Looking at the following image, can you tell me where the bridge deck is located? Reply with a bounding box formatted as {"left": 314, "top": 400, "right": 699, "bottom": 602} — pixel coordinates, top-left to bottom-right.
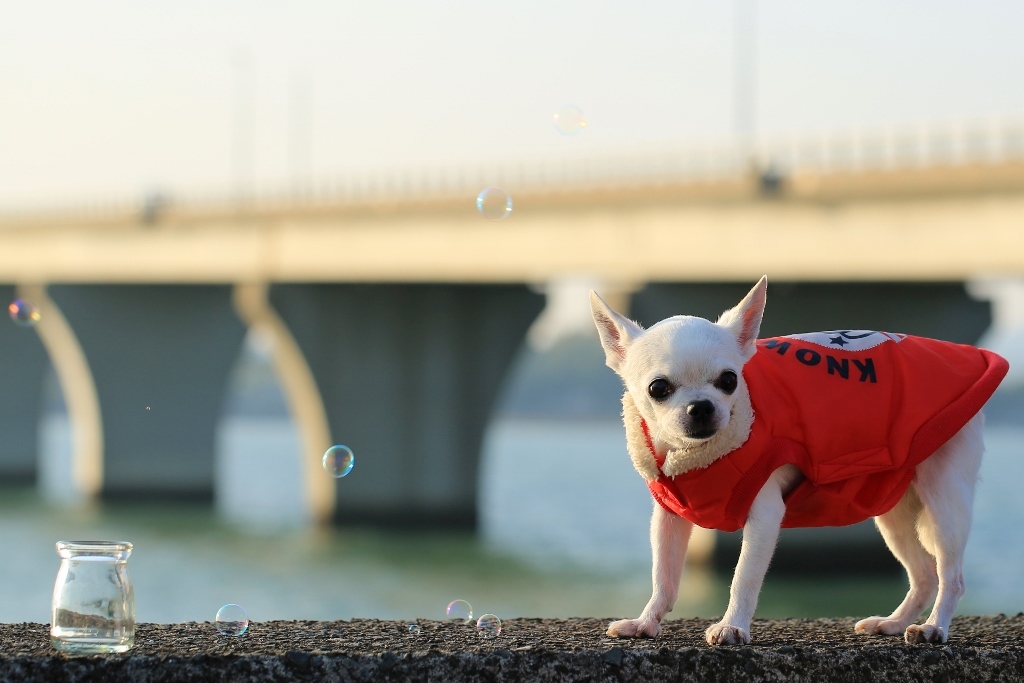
{"left": 2, "top": 160, "right": 1024, "bottom": 284}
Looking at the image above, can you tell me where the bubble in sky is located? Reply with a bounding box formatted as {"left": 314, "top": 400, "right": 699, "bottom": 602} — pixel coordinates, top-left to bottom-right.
{"left": 553, "top": 105, "right": 586, "bottom": 135}
{"left": 476, "top": 614, "right": 501, "bottom": 638}
{"left": 215, "top": 604, "right": 249, "bottom": 636}
{"left": 322, "top": 445, "right": 355, "bottom": 478}
{"left": 476, "top": 188, "right": 513, "bottom": 221}
{"left": 8, "top": 299, "right": 40, "bottom": 327}
{"left": 446, "top": 599, "right": 473, "bottom": 624}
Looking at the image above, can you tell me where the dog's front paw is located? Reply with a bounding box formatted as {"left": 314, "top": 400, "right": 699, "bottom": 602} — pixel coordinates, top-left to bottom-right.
{"left": 606, "top": 618, "right": 660, "bottom": 638}
{"left": 905, "top": 624, "right": 946, "bottom": 644}
{"left": 855, "top": 616, "right": 907, "bottom": 636}
{"left": 705, "top": 622, "right": 750, "bottom": 645}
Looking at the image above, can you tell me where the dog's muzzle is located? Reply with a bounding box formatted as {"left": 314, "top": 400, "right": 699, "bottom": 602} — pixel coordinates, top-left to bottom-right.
{"left": 682, "top": 400, "right": 718, "bottom": 439}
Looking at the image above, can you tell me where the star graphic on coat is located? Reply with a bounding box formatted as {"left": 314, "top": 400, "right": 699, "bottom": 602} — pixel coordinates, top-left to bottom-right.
{"left": 829, "top": 335, "right": 849, "bottom": 346}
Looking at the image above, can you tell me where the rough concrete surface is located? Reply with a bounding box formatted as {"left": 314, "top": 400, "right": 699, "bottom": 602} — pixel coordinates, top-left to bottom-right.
{"left": 2, "top": 615, "right": 1023, "bottom": 682}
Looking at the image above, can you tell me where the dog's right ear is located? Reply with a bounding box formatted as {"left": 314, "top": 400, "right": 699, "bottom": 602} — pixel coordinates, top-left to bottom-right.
{"left": 590, "top": 291, "right": 643, "bottom": 374}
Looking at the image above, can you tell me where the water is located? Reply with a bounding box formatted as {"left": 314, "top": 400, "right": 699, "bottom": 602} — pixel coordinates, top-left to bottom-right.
{"left": 961, "top": 425, "right": 1024, "bottom": 613}
{"left": 480, "top": 417, "right": 653, "bottom": 571}
{"left": 6, "top": 414, "right": 1023, "bottom": 624}
{"left": 50, "top": 633, "right": 133, "bottom": 655}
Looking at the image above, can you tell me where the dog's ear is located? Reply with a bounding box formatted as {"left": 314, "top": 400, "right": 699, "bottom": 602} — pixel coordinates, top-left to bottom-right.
{"left": 590, "top": 291, "right": 643, "bottom": 374}
{"left": 717, "top": 276, "right": 767, "bottom": 360}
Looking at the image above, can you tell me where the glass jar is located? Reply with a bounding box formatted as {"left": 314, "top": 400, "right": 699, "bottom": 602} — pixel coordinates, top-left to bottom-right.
{"left": 51, "top": 541, "right": 135, "bottom": 654}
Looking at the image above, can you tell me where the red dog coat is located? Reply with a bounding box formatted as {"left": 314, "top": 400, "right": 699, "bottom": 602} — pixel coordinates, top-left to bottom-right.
{"left": 638, "top": 331, "right": 1009, "bottom": 531}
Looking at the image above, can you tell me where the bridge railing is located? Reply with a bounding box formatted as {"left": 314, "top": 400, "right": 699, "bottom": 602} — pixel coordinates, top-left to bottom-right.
{"left": 755, "top": 118, "right": 1024, "bottom": 175}
{"left": 4, "top": 117, "right": 1024, "bottom": 223}
{"left": 220, "top": 115, "right": 1024, "bottom": 202}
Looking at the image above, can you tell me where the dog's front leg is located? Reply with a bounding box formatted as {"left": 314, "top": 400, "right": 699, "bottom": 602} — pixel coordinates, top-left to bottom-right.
{"left": 706, "top": 475, "right": 787, "bottom": 645}
{"left": 607, "top": 502, "right": 692, "bottom": 638}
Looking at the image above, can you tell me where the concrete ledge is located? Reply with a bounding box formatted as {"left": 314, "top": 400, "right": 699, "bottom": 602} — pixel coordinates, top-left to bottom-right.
{"left": 3, "top": 616, "right": 1023, "bottom": 682}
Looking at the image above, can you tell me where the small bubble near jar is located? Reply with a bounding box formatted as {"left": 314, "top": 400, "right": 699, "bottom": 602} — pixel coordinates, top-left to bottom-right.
{"left": 51, "top": 541, "right": 135, "bottom": 654}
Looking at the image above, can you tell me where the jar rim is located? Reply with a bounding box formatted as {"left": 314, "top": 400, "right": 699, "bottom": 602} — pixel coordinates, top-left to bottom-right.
{"left": 56, "top": 540, "right": 133, "bottom": 553}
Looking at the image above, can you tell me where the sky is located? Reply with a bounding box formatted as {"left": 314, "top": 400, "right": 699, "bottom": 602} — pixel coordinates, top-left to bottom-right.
{"left": 2, "top": 1, "right": 1024, "bottom": 206}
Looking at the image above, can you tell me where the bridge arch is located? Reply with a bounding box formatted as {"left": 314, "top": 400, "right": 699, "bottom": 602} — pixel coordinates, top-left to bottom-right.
{"left": 46, "top": 284, "right": 248, "bottom": 501}
{"left": 20, "top": 283, "right": 103, "bottom": 498}
{"left": 231, "top": 283, "right": 333, "bottom": 523}
{"left": 266, "top": 283, "right": 545, "bottom": 529}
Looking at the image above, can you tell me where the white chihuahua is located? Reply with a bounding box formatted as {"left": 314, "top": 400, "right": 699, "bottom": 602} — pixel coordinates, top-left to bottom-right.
{"left": 591, "top": 277, "right": 1008, "bottom": 646}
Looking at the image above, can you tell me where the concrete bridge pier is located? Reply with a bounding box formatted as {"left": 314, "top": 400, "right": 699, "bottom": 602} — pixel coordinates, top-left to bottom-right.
{"left": 268, "top": 283, "right": 545, "bottom": 529}
{"left": 0, "top": 285, "right": 49, "bottom": 485}
{"left": 630, "top": 281, "right": 992, "bottom": 344}
{"left": 47, "top": 285, "right": 247, "bottom": 500}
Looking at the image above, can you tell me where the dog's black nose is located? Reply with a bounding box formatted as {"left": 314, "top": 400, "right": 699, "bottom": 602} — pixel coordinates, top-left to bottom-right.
{"left": 686, "top": 400, "right": 715, "bottom": 421}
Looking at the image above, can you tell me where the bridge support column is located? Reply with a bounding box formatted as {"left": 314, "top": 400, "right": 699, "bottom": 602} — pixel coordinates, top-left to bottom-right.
{"left": 233, "top": 283, "right": 334, "bottom": 523}
{"left": 0, "top": 285, "right": 49, "bottom": 485}
{"left": 630, "top": 281, "right": 991, "bottom": 344}
{"left": 269, "top": 283, "right": 545, "bottom": 529}
{"left": 48, "top": 285, "right": 247, "bottom": 500}
{"left": 19, "top": 284, "right": 103, "bottom": 499}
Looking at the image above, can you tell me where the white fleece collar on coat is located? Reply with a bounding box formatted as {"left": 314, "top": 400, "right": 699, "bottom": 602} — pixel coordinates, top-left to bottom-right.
{"left": 622, "top": 387, "right": 754, "bottom": 481}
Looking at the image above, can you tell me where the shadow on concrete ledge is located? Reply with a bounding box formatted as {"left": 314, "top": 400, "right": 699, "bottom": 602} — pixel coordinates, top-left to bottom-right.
{"left": 5, "top": 616, "right": 1024, "bottom": 682}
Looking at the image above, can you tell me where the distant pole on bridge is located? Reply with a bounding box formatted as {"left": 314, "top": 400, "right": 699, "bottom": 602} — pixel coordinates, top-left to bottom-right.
{"left": 289, "top": 70, "right": 313, "bottom": 192}
{"left": 231, "top": 49, "right": 255, "bottom": 201}
{"left": 734, "top": 0, "right": 757, "bottom": 163}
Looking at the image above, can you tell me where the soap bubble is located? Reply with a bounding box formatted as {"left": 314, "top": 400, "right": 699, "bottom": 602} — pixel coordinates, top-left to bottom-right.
{"left": 407, "top": 623, "right": 421, "bottom": 635}
{"left": 446, "top": 599, "right": 473, "bottom": 624}
{"left": 476, "top": 614, "right": 501, "bottom": 638}
{"left": 322, "top": 445, "right": 355, "bottom": 478}
{"left": 476, "top": 188, "right": 512, "bottom": 221}
{"left": 215, "top": 604, "right": 249, "bottom": 636}
{"left": 8, "top": 299, "right": 40, "bottom": 327}
{"left": 553, "top": 105, "right": 586, "bottom": 135}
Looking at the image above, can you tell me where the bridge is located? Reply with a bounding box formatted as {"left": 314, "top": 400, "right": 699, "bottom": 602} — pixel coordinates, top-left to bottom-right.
{"left": 1, "top": 118, "right": 1021, "bottom": 528}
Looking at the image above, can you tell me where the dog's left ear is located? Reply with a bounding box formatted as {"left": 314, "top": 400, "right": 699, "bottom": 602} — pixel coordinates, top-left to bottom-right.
{"left": 717, "top": 276, "right": 767, "bottom": 360}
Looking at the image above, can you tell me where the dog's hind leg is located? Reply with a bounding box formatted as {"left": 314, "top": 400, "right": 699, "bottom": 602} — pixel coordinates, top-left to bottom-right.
{"left": 855, "top": 487, "right": 938, "bottom": 636}
{"left": 904, "top": 413, "right": 985, "bottom": 644}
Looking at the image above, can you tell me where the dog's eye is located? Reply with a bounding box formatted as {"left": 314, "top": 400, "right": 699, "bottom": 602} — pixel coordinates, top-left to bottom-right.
{"left": 715, "top": 371, "right": 738, "bottom": 395}
{"left": 647, "top": 378, "right": 674, "bottom": 401}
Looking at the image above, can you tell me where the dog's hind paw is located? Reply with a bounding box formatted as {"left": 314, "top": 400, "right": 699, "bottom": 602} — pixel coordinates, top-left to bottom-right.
{"left": 606, "top": 618, "right": 660, "bottom": 638}
{"left": 855, "top": 616, "right": 908, "bottom": 636}
{"left": 705, "top": 622, "right": 750, "bottom": 645}
{"left": 905, "top": 624, "right": 946, "bottom": 644}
